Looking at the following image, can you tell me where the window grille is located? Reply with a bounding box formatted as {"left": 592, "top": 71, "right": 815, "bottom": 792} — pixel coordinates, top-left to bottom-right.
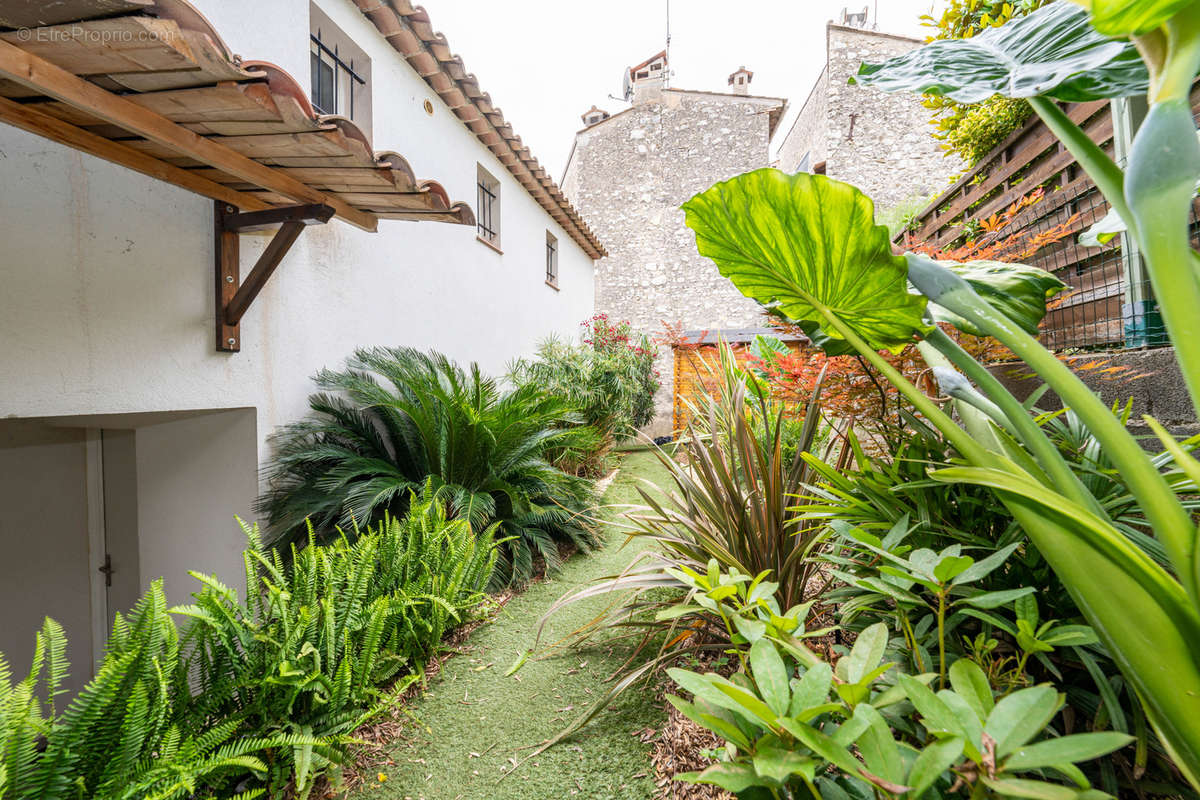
{"left": 477, "top": 167, "right": 500, "bottom": 245}
{"left": 310, "top": 30, "right": 366, "bottom": 118}
{"left": 546, "top": 233, "right": 558, "bottom": 285}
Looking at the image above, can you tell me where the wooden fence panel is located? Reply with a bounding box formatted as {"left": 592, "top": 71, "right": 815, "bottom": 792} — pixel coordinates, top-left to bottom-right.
{"left": 899, "top": 89, "right": 1200, "bottom": 350}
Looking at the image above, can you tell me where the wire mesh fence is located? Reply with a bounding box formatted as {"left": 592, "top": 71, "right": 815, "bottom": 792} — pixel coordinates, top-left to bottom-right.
{"left": 900, "top": 94, "right": 1200, "bottom": 353}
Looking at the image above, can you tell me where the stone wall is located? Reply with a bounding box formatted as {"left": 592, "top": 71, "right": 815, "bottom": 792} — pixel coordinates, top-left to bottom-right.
{"left": 775, "top": 67, "right": 828, "bottom": 174}
{"left": 563, "top": 89, "right": 781, "bottom": 435}
{"left": 778, "top": 25, "right": 962, "bottom": 212}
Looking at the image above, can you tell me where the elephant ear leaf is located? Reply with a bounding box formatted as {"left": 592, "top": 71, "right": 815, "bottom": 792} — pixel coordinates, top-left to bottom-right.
{"left": 1082, "top": 0, "right": 1196, "bottom": 36}
{"left": 914, "top": 258, "right": 1069, "bottom": 336}
{"left": 682, "top": 169, "right": 930, "bottom": 354}
{"left": 852, "top": 2, "right": 1148, "bottom": 104}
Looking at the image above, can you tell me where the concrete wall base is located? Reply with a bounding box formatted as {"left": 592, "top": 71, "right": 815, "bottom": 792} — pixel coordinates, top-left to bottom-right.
{"left": 988, "top": 346, "right": 1198, "bottom": 442}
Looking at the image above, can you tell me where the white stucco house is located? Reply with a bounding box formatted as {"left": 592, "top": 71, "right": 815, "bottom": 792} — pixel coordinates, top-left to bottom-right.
{"left": 0, "top": 0, "right": 604, "bottom": 691}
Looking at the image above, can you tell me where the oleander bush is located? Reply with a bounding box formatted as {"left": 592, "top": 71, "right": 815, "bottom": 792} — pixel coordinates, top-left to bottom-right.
{"left": 0, "top": 489, "right": 495, "bottom": 799}
{"left": 259, "top": 346, "right": 597, "bottom": 586}
{"left": 509, "top": 314, "right": 660, "bottom": 475}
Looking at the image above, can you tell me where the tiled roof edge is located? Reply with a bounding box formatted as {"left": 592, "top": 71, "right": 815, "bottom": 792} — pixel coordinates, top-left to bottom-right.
{"left": 352, "top": 0, "right": 608, "bottom": 258}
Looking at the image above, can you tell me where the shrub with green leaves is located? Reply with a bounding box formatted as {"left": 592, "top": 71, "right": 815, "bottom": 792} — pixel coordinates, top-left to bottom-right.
{"left": 509, "top": 314, "right": 660, "bottom": 475}
{"left": 529, "top": 348, "right": 837, "bottom": 744}
{"left": 541, "top": 343, "right": 833, "bottom": 649}
{"left": 921, "top": 0, "right": 1049, "bottom": 166}
{"left": 259, "top": 346, "right": 597, "bottom": 586}
{"left": 669, "top": 619, "right": 1132, "bottom": 799}
{"left": 0, "top": 488, "right": 496, "bottom": 799}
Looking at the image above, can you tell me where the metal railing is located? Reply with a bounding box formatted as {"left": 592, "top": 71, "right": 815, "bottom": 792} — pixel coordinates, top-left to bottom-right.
{"left": 309, "top": 31, "right": 366, "bottom": 118}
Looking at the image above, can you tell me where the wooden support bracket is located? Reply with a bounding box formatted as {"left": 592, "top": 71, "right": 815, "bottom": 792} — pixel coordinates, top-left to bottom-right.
{"left": 215, "top": 201, "right": 335, "bottom": 352}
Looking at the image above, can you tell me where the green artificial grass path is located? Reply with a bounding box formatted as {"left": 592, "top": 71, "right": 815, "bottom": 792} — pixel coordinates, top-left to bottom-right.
{"left": 356, "top": 450, "right": 673, "bottom": 800}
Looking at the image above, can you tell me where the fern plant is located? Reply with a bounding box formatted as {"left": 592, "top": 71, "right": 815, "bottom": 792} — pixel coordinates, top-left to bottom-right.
{"left": 0, "top": 587, "right": 298, "bottom": 800}
{"left": 259, "top": 346, "right": 597, "bottom": 585}
{"left": 176, "top": 487, "right": 496, "bottom": 795}
{"left": 0, "top": 487, "right": 496, "bottom": 798}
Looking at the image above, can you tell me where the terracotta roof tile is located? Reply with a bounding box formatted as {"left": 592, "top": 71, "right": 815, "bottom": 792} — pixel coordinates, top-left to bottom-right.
{"left": 0, "top": 0, "right": 474, "bottom": 229}
{"left": 353, "top": 0, "right": 606, "bottom": 258}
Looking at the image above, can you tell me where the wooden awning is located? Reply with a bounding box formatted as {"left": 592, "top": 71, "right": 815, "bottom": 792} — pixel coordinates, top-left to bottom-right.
{"left": 0, "top": 0, "right": 475, "bottom": 231}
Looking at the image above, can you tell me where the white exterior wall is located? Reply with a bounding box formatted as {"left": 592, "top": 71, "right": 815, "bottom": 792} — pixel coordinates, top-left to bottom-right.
{"left": 0, "top": 0, "right": 594, "bottom": 453}
{"left": 0, "top": 0, "right": 595, "bottom": 622}
{"left": 134, "top": 410, "right": 259, "bottom": 609}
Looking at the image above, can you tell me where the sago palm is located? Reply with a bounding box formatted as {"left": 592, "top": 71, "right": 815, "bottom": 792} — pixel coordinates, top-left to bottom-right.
{"left": 259, "top": 346, "right": 597, "bottom": 585}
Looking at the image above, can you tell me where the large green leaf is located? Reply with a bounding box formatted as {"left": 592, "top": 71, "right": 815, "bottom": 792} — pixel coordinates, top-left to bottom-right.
{"left": 985, "top": 685, "right": 1061, "bottom": 757}
{"left": 749, "top": 639, "right": 791, "bottom": 718}
{"left": 677, "top": 762, "right": 763, "bottom": 792}
{"left": 852, "top": 2, "right": 1149, "bottom": 104}
{"left": 912, "top": 258, "right": 1068, "bottom": 336}
{"left": 1004, "top": 730, "right": 1133, "bottom": 769}
{"left": 907, "top": 737, "right": 964, "bottom": 797}
{"left": 1079, "top": 0, "right": 1197, "bottom": 35}
{"left": 682, "top": 169, "right": 929, "bottom": 354}
{"left": 837, "top": 622, "right": 889, "bottom": 684}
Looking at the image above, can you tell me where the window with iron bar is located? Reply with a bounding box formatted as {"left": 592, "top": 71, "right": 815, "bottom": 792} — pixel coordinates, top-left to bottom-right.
{"left": 546, "top": 232, "right": 558, "bottom": 287}
{"left": 310, "top": 30, "right": 366, "bottom": 119}
{"left": 477, "top": 165, "right": 500, "bottom": 246}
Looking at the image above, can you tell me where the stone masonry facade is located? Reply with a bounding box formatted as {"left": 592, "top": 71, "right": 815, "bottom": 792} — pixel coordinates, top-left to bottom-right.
{"left": 562, "top": 87, "right": 783, "bottom": 436}
{"left": 777, "top": 24, "right": 962, "bottom": 212}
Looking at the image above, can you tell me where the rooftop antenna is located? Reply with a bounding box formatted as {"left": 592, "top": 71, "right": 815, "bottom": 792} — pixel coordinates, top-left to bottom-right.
{"left": 665, "top": 0, "right": 672, "bottom": 87}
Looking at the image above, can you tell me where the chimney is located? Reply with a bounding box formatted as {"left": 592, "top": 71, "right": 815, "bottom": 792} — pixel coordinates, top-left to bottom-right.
{"left": 580, "top": 105, "right": 610, "bottom": 127}
{"left": 728, "top": 66, "right": 753, "bottom": 96}
{"left": 840, "top": 5, "right": 871, "bottom": 28}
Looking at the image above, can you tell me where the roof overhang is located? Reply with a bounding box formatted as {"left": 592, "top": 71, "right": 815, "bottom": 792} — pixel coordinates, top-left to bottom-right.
{"left": 352, "top": 0, "right": 607, "bottom": 259}
{"left": 0, "top": 0, "right": 474, "bottom": 231}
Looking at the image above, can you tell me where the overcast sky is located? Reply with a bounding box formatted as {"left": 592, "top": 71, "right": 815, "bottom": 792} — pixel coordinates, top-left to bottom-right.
{"left": 422, "top": 0, "right": 944, "bottom": 179}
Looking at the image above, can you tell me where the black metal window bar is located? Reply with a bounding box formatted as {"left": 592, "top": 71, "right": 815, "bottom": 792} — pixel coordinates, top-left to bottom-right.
{"left": 477, "top": 177, "right": 498, "bottom": 243}
{"left": 310, "top": 31, "right": 365, "bottom": 118}
{"left": 546, "top": 234, "right": 558, "bottom": 284}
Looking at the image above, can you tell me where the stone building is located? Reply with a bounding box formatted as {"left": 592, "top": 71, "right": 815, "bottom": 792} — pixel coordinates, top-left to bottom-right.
{"left": 776, "top": 9, "right": 962, "bottom": 212}
{"left": 562, "top": 53, "right": 786, "bottom": 435}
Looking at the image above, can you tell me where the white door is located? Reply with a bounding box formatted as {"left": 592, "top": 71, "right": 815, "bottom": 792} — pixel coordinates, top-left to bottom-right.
{"left": 0, "top": 422, "right": 99, "bottom": 695}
